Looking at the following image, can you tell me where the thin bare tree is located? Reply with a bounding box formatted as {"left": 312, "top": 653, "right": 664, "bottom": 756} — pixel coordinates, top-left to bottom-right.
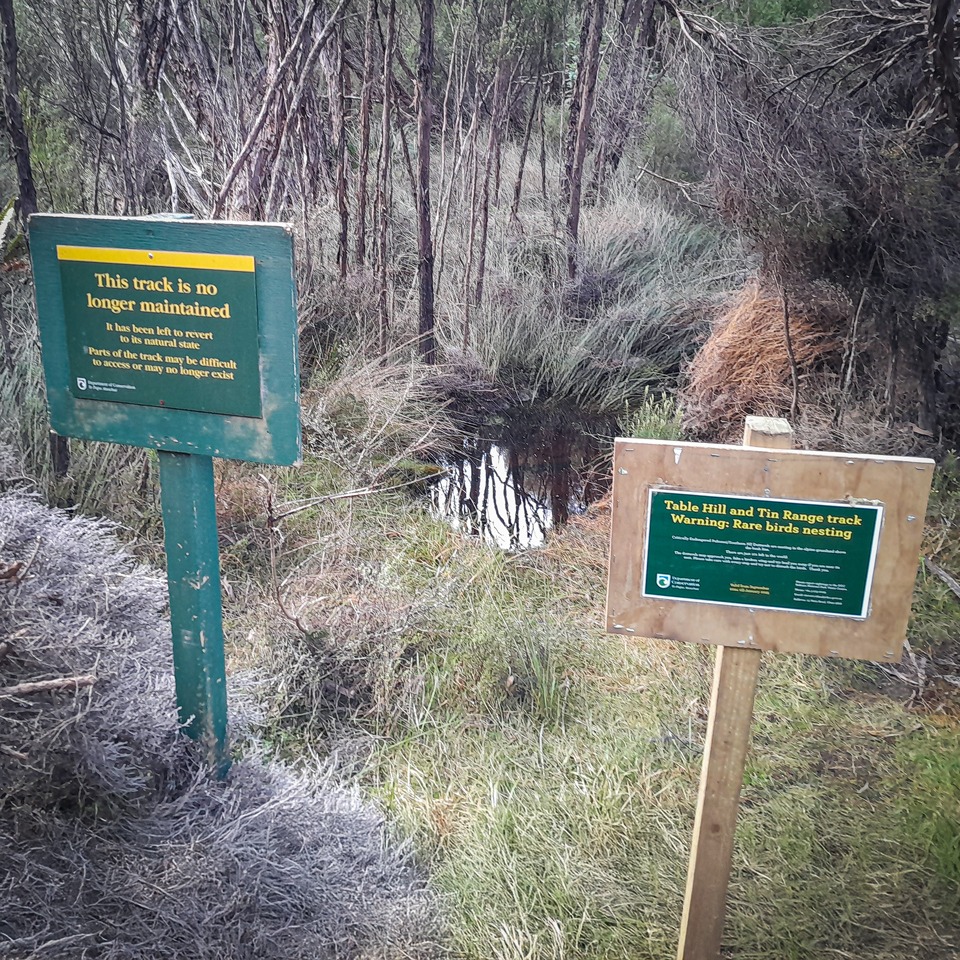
{"left": 564, "top": 0, "right": 606, "bottom": 279}
{"left": 376, "top": 0, "right": 397, "bottom": 354}
{"left": 355, "top": 0, "right": 379, "bottom": 265}
{"left": 1, "top": 0, "right": 70, "bottom": 478}
{"left": 415, "top": 0, "right": 436, "bottom": 363}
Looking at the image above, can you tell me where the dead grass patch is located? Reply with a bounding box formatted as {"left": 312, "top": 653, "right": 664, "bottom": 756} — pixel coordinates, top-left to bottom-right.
{"left": 682, "top": 283, "right": 847, "bottom": 442}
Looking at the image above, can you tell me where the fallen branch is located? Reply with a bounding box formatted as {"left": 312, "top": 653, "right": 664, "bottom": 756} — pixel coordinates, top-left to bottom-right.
{"left": 267, "top": 471, "right": 448, "bottom": 523}
{"left": 0, "top": 674, "right": 97, "bottom": 697}
{"left": 924, "top": 557, "right": 960, "bottom": 602}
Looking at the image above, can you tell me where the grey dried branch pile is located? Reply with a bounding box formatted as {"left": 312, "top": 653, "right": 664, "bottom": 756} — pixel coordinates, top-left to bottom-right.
{"left": 0, "top": 493, "right": 445, "bottom": 959}
{"left": 0, "top": 493, "right": 186, "bottom": 809}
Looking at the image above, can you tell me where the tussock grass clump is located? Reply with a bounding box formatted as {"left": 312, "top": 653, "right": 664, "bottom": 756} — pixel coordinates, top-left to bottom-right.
{"left": 682, "top": 282, "right": 847, "bottom": 441}
{"left": 455, "top": 196, "right": 742, "bottom": 411}
{"left": 0, "top": 493, "right": 446, "bottom": 959}
{"left": 617, "top": 388, "right": 685, "bottom": 441}
{"left": 301, "top": 346, "right": 460, "bottom": 487}
{"left": 0, "top": 492, "right": 186, "bottom": 810}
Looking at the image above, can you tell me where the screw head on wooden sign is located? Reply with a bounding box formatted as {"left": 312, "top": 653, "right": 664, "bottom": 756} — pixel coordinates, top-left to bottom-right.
{"left": 606, "top": 438, "right": 934, "bottom": 662}
{"left": 30, "top": 214, "right": 301, "bottom": 466}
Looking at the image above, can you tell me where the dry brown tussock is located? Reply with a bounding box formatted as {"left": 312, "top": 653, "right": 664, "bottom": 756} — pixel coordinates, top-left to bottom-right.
{"left": 682, "top": 283, "right": 849, "bottom": 442}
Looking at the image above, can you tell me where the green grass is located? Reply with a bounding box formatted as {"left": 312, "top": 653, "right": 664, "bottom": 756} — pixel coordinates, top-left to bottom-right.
{"left": 6, "top": 290, "right": 959, "bottom": 956}
{"left": 453, "top": 192, "right": 739, "bottom": 411}
{"left": 224, "top": 422, "right": 960, "bottom": 959}
{"left": 202, "top": 361, "right": 960, "bottom": 958}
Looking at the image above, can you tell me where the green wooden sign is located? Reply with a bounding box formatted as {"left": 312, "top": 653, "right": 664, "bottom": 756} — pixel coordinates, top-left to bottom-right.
{"left": 31, "top": 214, "right": 300, "bottom": 466}
{"left": 643, "top": 490, "right": 882, "bottom": 619}
{"left": 30, "top": 214, "right": 304, "bottom": 774}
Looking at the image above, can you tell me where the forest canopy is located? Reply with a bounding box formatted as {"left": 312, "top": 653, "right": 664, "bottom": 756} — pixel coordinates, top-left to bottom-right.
{"left": 2, "top": 0, "right": 958, "bottom": 436}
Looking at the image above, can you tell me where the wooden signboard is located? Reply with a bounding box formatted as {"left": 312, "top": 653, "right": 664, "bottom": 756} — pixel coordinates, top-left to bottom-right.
{"left": 605, "top": 419, "right": 934, "bottom": 960}
{"left": 31, "top": 214, "right": 300, "bottom": 465}
{"left": 607, "top": 433, "right": 933, "bottom": 663}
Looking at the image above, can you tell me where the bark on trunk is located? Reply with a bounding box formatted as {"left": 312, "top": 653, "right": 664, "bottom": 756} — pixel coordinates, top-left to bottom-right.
{"left": 566, "top": 0, "right": 606, "bottom": 279}
{"left": 510, "top": 73, "right": 542, "bottom": 223}
{"left": 474, "top": 57, "right": 510, "bottom": 307}
{"left": 0, "top": 0, "right": 70, "bottom": 478}
{"left": 376, "top": 0, "right": 397, "bottom": 354}
{"left": 416, "top": 0, "right": 436, "bottom": 364}
{"left": 333, "top": 22, "right": 349, "bottom": 279}
{"left": 561, "top": 2, "right": 594, "bottom": 209}
{"left": 355, "top": 0, "right": 378, "bottom": 265}
{"left": 0, "top": 0, "right": 38, "bottom": 225}
{"left": 589, "top": 0, "right": 656, "bottom": 196}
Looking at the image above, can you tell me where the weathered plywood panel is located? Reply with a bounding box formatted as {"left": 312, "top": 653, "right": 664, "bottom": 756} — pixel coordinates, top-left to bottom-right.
{"left": 606, "top": 439, "right": 933, "bottom": 662}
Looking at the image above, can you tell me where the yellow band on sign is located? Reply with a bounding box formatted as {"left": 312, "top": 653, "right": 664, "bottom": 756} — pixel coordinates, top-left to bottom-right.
{"left": 56, "top": 245, "right": 255, "bottom": 272}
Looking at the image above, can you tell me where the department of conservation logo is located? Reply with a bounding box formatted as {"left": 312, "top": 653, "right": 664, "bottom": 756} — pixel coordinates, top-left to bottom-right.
{"left": 656, "top": 573, "right": 672, "bottom": 588}
{"left": 76, "top": 377, "right": 87, "bottom": 390}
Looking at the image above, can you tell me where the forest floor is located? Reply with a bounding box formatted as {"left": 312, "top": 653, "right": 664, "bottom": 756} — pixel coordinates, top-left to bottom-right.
{"left": 208, "top": 409, "right": 960, "bottom": 960}
{"left": 4, "top": 235, "right": 959, "bottom": 957}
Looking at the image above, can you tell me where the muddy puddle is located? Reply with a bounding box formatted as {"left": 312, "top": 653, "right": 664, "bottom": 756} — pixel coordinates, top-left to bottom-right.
{"left": 427, "top": 406, "right": 616, "bottom": 550}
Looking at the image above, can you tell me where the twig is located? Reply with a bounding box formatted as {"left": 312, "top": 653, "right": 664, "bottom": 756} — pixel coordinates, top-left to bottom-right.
{"left": 0, "top": 674, "right": 97, "bottom": 697}
{"left": 635, "top": 166, "right": 715, "bottom": 210}
{"left": 925, "top": 557, "right": 960, "bottom": 602}
{"left": 0, "top": 467, "right": 35, "bottom": 487}
{"left": 0, "top": 626, "right": 29, "bottom": 661}
{"left": 16, "top": 536, "right": 42, "bottom": 585}
{"left": 0, "top": 560, "right": 23, "bottom": 582}
{"left": 269, "top": 471, "right": 448, "bottom": 522}
{"left": 260, "top": 475, "right": 312, "bottom": 637}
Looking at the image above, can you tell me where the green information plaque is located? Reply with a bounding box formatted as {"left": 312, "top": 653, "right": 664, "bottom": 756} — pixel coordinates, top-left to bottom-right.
{"left": 60, "top": 245, "right": 262, "bottom": 417}
{"left": 31, "top": 215, "right": 300, "bottom": 466}
{"left": 643, "top": 490, "right": 882, "bottom": 619}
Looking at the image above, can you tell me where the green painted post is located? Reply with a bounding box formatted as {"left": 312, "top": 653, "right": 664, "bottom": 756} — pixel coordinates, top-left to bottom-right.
{"left": 158, "top": 450, "right": 229, "bottom": 775}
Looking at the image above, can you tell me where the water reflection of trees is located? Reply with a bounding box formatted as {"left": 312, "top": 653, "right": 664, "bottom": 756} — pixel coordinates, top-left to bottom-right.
{"left": 429, "top": 412, "right": 611, "bottom": 550}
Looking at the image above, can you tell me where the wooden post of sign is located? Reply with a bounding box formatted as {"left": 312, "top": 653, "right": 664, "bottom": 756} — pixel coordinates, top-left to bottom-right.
{"left": 158, "top": 450, "right": 229, "bottom": 777}
{"left": 676, "top": 416, "right": 794, "bottom": 960}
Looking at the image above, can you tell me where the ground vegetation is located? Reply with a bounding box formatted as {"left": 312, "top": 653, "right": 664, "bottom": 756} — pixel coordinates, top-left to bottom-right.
{"left": 1, "top": 0, "right": 960, "bottom": 957}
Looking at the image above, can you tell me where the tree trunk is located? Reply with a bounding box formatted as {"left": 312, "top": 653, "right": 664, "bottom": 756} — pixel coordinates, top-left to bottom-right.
{"left": 0, "top": 0, "right": 38, "bottom": 226}
{"left": 474, "top": 56, "right": 510, "bottom": 308}
{"left": 589, "top": 0, "right": 656, "bottom": 197}
{"left": 0, "top": 0, "right": 70, "bottom": 478}
{"left": 326, "top": 21, "right": 349, "bottom": 279}
{"left": 566, "top": 0, "right": 606, "bottom": 279}
{"left": 539, "top": 89, "right": 549, "bottom": 208}
{"left": 510, "top": 72, "right": 542, "bottom": 223}
{"left": 376, "top": 0, "right": 397, "bottom": 354}
{"left": 416, "top": 0, "right": 436, "bottom": 364}
{"left": 561, "top": 1, "right": 594, "bottom": 209}
{"left": 355, "top": 0, "right": 378, "bottom": 265}
{"left": 462, "top": 110, "right": 481, "bottom": 347}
